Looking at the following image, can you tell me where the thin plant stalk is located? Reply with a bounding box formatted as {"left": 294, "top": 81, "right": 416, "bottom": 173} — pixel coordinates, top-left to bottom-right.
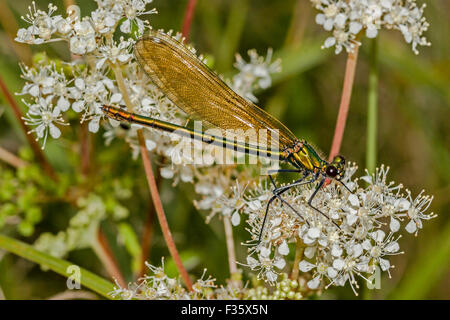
{"left": 0, "top": 74, "right": 58, "bottom": 181}
{"left": 181, "top": 0, "right": 197, "bottom": 42}
{"left": 138, "top": 204, "right": 156, "bottom": 278}
{"left": 111, "top": 63, "right": 193, "bottom": 290}
{"left": 328, "top": 46, "right": 359, "bottom": 161}
{"left": 0, "top": 146, "right": 27, "bottom": 168}
{"left": 94, "top": 230, "right": 127, "bottom": 288}
{"left": 223, "top": 216, "right": 241, "bottom": 287}
{"left": 138, "top": 156, "right": 164, "bottom": 279}
{"left": 137, "top": 131, "right": 193, "bottom": 291}
{"left": 290, "top": 238, "right": 305, "bottom": 280}
{"left": 366, "top": 39, "right": 378, "bottom": 174}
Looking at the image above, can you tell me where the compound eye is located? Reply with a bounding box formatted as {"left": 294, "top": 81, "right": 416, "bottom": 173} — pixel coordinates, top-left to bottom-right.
{"left": 326, "top": 165, "right": 338, "bottom": 178}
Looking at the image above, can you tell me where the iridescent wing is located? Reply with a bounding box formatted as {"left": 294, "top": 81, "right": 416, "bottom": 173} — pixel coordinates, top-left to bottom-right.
{"left": 134, "top": 30, "right": 298, "bottom": 149}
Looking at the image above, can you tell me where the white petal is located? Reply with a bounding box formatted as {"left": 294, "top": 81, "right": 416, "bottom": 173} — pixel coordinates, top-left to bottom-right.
{"left": 118, "top": 54, "right": 130, "bottom": 63}
{"left": 362, "top": 239, "right": 372, "bottom": 251}
{"left": 371, "top": 230, "right": 385, "bottom": 243}
{"left": 324, "top": 19, "right": 333, "bottom": 31}
{"left": 299, "top": 260, "right": 315, "bottom": 272}
{"left": 324, "top": 37, "right": 336, "bottom": 48}
{"left": 333, "top": 259, "right": 345, "bottom": 271}
{"left": 88, "top": 119, "right": 100, "bottom": 133}
{"left": 29, "top": 84, "right": 40, "bottom": 97}
{"left": 352, "top": 244, "right": 363, "bottom": 258}
{"left": 331, "top": 245, "right": 343, "bottom": 257}
{"left": 160, "top": 167, "right": 174, "bottom": 179}
{"left": 75, "top": 78, "right": 85, "bottom": 91}
{"left": 347, "top": 214, "right": 358, "bottom": 226}
{"left": 120, "top": 19, "right": 131, "bottom": 33}
{"left": 278, "top": 241, "right": 289, "bottom": 256}
{"left": 259, "top": 246, "right": 271, "bottom": 258}
{"left": 348, "top": 194, "right": 359, "bottom": 206}
{"left": 72, "top": 101, "right": 85, "bottom": 113}
{"left": 396, "top": 198, "right": 411, "bottom": 211}
{"left": 145, "top": 139, "right": 156, "bottom": 151}
{"left": 315, "top": 14, "right": 326, "bottom": 25}
{"left": 390, "top": 217, "right": 400, "bottom": 232}
{"left": 96, "top": 58, "right": 107, "bottom": 70}
{"left": 231, "top": 211, "right": 240, "bottom": 226}
{"left": 57, "top": 96, "right": 70, "bottom": 112}
{"left": 307, "top": 277, "right": 320, "bottom": 289}
{"left": 274, "top": 257, "right": 286, "bottom": 269}
{"left": 366, "top": 26, "right": 378, "bottom": 38}
{"left": 307, "top": 227, "right": 320, "bottom": 239}
{"left": 246, "top": 256, "right": 259, "bottom": 269}
{"left": 110, "top": 93, "right": 123, "bottom": 104}
{"left": 35, "top": 124, "right": 45, "bottom": 138}
{"left": 327, "top": 267, "right": 338, "bottom": 278}
{"left": 304, "top": 246, "right": 316, "bottom": 259}
{"left": 52, "top": 107, "right": 61, "bottom": 117}
{"left": 42, "top": 77, "right": 55, "bottom": 87}
{"left": 405, "top": 219, "right": 417, "bottom": 233}
{"left": 379, "top": 258, "right": 390, "bottom": 271}
{"left": 266, "top": 271, "right": 278, "bottom": 282}
{"left": 49, "top": 123, "right": 61, "bottom": 139}
{"left": 385, "top": 241, "right": 400, "bottom": 253}
{"left": 303, "top": 235, "right": 315, "bottom": 245}
{"left": 335, "top": 14, "right": 347, "bottom": 28}
{"left": 349, "top": 22, "right": 362, "bottom": 34}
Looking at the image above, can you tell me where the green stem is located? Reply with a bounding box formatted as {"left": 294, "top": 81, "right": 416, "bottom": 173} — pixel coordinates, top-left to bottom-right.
{"left": 216, "top": 0, "right": 249, "bottom": 72}
{"left": 366, "top": 39, "right": 378, "bottom": 174}
{"left": 0, "top": 233, "right": 116, "bottom": 299}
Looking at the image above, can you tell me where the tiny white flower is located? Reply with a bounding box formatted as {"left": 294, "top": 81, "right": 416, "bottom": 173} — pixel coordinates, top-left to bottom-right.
{"left": 278, "top": 240, "right": 289, "bottom": 255}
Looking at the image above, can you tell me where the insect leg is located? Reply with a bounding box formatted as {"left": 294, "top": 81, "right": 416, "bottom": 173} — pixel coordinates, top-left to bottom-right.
{"left": 258, "top": 194, "right": 277, "bottom": 243}
{"left": 258, "top": 170, "right": 312, "bottom": 243}
{"left": 307, "top": 178, "right": 341, "bottom": 230}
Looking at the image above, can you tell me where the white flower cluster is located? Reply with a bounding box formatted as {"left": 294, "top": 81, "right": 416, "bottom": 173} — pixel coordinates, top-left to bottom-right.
{"left": 230, "top": 49, "right": 281, "bottom": 103}
{"left": 110, "top": 259, "right": 303, "bottom": 300}
{"left": 310, "top": 0, "right": 430, "bottom": 54}
{"left": 110, "top": 260, "right": 224, "bottom": 300}
{"left": 236, "top": 164, "right": 435, "bottom": 295}
{"left": 15, "top": 1, "right": 156, "bottom": 49}
{"left": 15, "top": 0, "right": 156, "bottom": 147}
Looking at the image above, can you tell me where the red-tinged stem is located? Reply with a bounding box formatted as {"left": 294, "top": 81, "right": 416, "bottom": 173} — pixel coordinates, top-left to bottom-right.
{"left": 95, "top": 229, "right": 127, "bottom": 288}
{"left": 0, "top": 1, "right": 32, "bottom": 65}
{"left": 137, "top": 130, "right": 193, "bottom": 291}
{"left": 138, "top": 204, "right": 156, "bottom": 278}
{"left": 0, "top": 75, "right": 58, "bottom": 181}
{"left": 181, "top": 0, "right": 197, "bottom": 42}
{"left": 328, "top": 46, "right": 359, "bottom": 162}
{"left": 0, "top": 146, "right": 27, "bottom": 168}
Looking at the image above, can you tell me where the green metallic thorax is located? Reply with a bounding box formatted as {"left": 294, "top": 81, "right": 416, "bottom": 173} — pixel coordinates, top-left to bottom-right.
{"left": 289, "top": 140, "right": 326, "bottom": 172}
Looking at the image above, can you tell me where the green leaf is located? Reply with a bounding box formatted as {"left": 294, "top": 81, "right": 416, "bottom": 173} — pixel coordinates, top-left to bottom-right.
{"left": 376, "top": 37, "right": 450, "bottom": 105}
{"left": 0, "top": 233, "right": 117, "bottom": 299}
{"left": 117, "top": 222, "right": 141, "bottom": 273}
{"left": 271, "top": 40, "right": 331, "bottom": 86}
{"left": 165, "top": 250, "right": 201, "bottom": 279}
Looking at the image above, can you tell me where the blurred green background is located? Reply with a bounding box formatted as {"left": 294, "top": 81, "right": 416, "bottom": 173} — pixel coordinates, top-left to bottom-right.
{"left": 0, "top": 0, "right": 448, "bottom": 299}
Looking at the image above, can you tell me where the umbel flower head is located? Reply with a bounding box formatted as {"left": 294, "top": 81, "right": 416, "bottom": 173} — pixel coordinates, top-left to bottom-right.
{"left": 235, "top": 164, "right": 436, "bottom": 295}
{"left": 310, "top": 0, "right": 431, "bottom": 54}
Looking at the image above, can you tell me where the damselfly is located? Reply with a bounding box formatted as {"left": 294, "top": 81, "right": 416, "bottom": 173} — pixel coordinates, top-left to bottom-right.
{"left": 102, "top": 30, "right": 349, "bottom": 241}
